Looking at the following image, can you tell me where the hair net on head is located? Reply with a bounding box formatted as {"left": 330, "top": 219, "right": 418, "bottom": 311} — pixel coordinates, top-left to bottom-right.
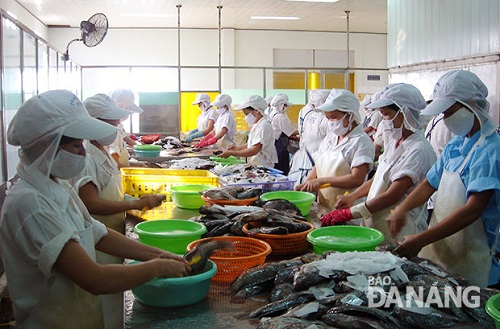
{"left": 271, "top": 93, "right": 292, "bottom": 113}
{"left": 108, "top": 89, "right": 143, "bottom": 114}
{"left": 422, "top": 70, "right": 495, "bottom": 136}
{"left": 192, "top": 93, "right": 211, "bottom": 106}
{"left": 316, "top": 89, "right": 361, "bottom": 124}
{"left": 360, "top": 95, "right": 371, "bottom": 107}
{"left": 211, "top": 94, "right": 232, "bottom": 109}
{"left": 234, "top": 95, "right": 268, "bottom": 113}
{"left": 265, "top": 96, "right": 274, "bottom": 106}
{"left": 367, "top": 83, "right": 426, "bottom": 132}
{"left": 84, "top": 94, "right": 132, "bottom": 120}
{"left": 7, "top": 90, "right": 118, "bottom": 194}
{"left": 309, "top": 90, "right": 330, "bottom": 108}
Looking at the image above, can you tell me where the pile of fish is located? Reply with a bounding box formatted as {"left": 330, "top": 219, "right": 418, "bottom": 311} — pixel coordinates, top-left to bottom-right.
{"left": 229, "top": 251, "right": 497, "bottom": 329}
{"left": 202, "top": 186, "right": 262, "bottom": 200}
{"left": 167, "top": 157, "right": 215, "bottom": 170}
{"left": 152, "top": 136, "right": 189, "bottom": 149}
{"left": 190, "top": 199, "right": 310, "bottom": 238}
{"left": 219, "top": 171, "right": 289, "bottom": 185}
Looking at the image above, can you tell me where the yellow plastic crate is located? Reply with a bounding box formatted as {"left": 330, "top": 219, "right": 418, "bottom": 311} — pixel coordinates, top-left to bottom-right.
{"left": 121, "top": 168, "right": 219, "bottom": 203}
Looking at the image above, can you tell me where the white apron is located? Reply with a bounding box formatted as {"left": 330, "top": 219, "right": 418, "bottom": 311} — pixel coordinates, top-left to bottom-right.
{"left": 419, "top": 136, "right": 491, "bottom": 287}
{"left": 93, "top": 154, "right": 125, "bottom": 329}
{"left": 362, "top": 146, "right": 427, "bottom": 244}
{"left": 25, "top": 222, "right": 104, "bottom": 328}
{"left": 216, "top": 133, "right": 235, "bottom": 148}
{"left": 288, "top": 149, "right": 314, "bottom": 187}
{"left": 316, "top": 150, "right": 352, "bottom": 210}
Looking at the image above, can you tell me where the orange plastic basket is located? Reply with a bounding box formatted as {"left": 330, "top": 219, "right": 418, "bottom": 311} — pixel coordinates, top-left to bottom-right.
{"left": 186, "top": 236, "right": 271, "bottom": 283}
{"left": 242, "top": 221, "right": 315, "bottom": 255}
{"left": 201, "top": 195, "right": 258, "bottom": 207}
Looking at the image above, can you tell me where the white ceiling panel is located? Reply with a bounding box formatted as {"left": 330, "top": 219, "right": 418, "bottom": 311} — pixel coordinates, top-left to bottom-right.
{"left": 15, "top": 0, "right": 387, "bottom": 33}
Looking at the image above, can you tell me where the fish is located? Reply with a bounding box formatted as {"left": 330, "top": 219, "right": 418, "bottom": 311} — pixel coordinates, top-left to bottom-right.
{"left": 325, "top": 305, "right": 403, "bottom": 328}
{"left": 257, "top": 317, "right": 330, "bottom": 329}
{"left": 230, "top": 262, "right": 287, "bottom": 294}
{"left": 393, "top": 306, "right": 477, "bottom": 328}
{"left": 322, "top": 313, "right": 386, "bottom": 329}
{"left": 236, "top": 188, "right": 262, "bottom": 200}
{"left": 202, "top": 219, "right": 230, "bottom": 231}
{"left": 204, "top": 221, "right": 234, "bottom": 237}
{"left": 198, "top": 205, "right": 228, "bottom": 216}
{"left": 262, "top": 199, "right": 302, "bottom": 216}
{"left": 292, "top": 262, "right": 330, "bottom": 292}
{"left": 220, "top": 186, "right": 245, "bottom": 197}
{"left": 183, "top": 238, "right": 234, "bottom": 275}
{"left": 269, "top": 283, "right": 295, "bottom": 302}
{"left": 202, "top": 189, "right": 237, "bottom": 200}
{"left": 249, "top": 291, "right": 315, "bottom": 318}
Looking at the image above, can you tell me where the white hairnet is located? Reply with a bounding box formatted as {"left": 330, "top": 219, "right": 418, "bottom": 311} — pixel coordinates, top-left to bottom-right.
{"left": 422, "top": 70, "right": 495, "bottom": 137}
{"left": 108, "top": 89, "right": 143, "bottom": 114}
{"left": 192, "top": 93, "right": 211, "bottom": 106}
{"left": 309, "top": 90, "right": 330, "bottom": 108}
{"left": 7, "top": 90, "right": 118, "bottom": 194}
{"left": 360, "top": 95, "right": 371, "bottom": 107}
{"left": 211, "top": 94, "right": 232, "bottom": 109}
{"left": 271, "top": 93, "right": 292, "bottom": 113}
{"left": 234, "top": 95, "right": 268, "bottom": 113}
{"left": 316, "top": 89, "right": 361, "bottom": 124}
{"left": 367, "top": 83, "right": 426, "bottom": 132}
{"left": 84, "top": 94, "right": 132, "bottom": 120}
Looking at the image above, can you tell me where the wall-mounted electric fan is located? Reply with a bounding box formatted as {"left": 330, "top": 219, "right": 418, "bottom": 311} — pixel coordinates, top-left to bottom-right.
{"left": 63, "top": 13, "right": 109, "bottom": 61}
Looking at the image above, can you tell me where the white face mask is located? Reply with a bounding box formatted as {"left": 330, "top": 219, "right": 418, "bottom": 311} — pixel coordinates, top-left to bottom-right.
{"left": 51, "top": 148, "right": 86, "bottom": 179}
{"left": 382, "top": 110, "right": 403, "bottom": 141}
{"left": 245, "top": 113, "right": 256, "bottom": 125}
{"left": 96, "top": 131, "right": 118, "bottom": 146}
{"left": 328, "top": 113, "right": 349, "bottom": 136}
{"left": 444, "top": 107, "right": 474, "bottom": 136}
{"left": 199, "top": 103, "right": 207, "bottom": 111}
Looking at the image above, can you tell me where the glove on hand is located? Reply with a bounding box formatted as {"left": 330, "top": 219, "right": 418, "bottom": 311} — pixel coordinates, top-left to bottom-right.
{"left": 193, "top": 133, "right": 215, "bottom": 148}
{"left": 197, "top": 136, "right": 217, "bottom": 148}
{"left": 186, "top": 130, "right": 204, "bottom": 143}
{"left": 320, "top": 208, "right": 353, "bottom": 226}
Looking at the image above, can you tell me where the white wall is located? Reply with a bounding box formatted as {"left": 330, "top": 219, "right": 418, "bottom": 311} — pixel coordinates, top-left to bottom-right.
{"left": 387, "top": 0, "right": 500, "bottom": 126}
{"left": 47, "top": 27, "right": 388, "bottom": 94}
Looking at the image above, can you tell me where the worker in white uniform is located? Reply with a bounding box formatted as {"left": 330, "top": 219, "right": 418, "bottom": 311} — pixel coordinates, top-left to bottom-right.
{"left": 194, "top": 94, "right": 236, "bottom": 148}
{"left": 288, "top": 89, "right": 330, "bottom": 187}
{"left": 389, "top": 70, "right": 500, "bottom": 288}
{"left": 361, "top": 93, "right": 383, "bottom": 139}
{"left": 108, "top": 89, "right": 143, "bottom": 168}
{"left": 295, "top": 89, "right": 375, "bottom": 211}
{"left": 72, "top": 94, "right": 166, "bottom": 329}
{"left": 219, "top": 95, "right": 278, "bottom": 168}
{"left": 264, "top": 96, "right": 274, "bottom": 117}
{"left": 185, "top": 93, "right": 218, "bottom": 143}
{"left": 322, "top": 83, "right": 436, "bottom": 245}
{"left": 269, "top": 93, "right": 299, "bottom": 174}
{"left": 0, "top": 90, "right": 190, "bottom": 329}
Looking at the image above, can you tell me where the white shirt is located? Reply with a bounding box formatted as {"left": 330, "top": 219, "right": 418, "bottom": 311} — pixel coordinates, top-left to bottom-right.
{"left": 363, "top": 109, "right": 383, "bottom": 130}
{"left": 247, "top": 117, "right": 278, "bottom": 167}
{"left": 380, "top": 131, "right": 437, "bottom": 185}
{"left": 72, "top": 142, "right": 121, "bottom": 195}
{"left": 270, "top": 109, "right": 296, "bottom": 140}
{"left": 315, "top": 124, "right": 375, "bottom": 170}
{"left": 424, "top": 115, "right": 453, "bottom": 157}
{"left": 197, "top": 106, "right": 218, "bottom": 132}
{"left": 0, "top": 178, "right": 107, "bottom": 327}
{"left": 214, "top": 109, "right": 236, "bottom": 143}
{"left": 297, "top": 104, "right": 328, "bottom": 152}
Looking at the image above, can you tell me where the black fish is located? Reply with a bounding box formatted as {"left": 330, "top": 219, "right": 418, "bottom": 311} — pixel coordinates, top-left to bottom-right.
{"left": 183, "top": 238, "right": 234, "bottom": 275}
{"left": 262, "top": 199, "right": 302, "bottom": 216}
{"left": 249, "top": 291, "right": 315, "bottom": 318}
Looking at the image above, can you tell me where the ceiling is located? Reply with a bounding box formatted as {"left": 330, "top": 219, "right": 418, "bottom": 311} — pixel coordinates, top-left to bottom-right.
{"left": 16, "top": 0, "right": 387, "bottom": 33}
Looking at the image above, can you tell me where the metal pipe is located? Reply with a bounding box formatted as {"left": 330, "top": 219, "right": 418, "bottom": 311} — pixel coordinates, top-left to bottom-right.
{"left": 345, "top": 10, "right": 350, "bottom": 90}
{"left": 177, "top": 4, "right": 182, "bottom": 91}
{"left": 217, "top": 5, "right": 223, "bottom": 93}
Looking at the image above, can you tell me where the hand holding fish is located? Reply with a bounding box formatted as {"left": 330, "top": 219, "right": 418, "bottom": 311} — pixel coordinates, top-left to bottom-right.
{"left": 334, "top": 192, "right": 355, "bottom": 209}
{"left": 392, "top": 234, "right": 423, "bottom": 259}
{"left": 136, "top": 194, "right": 165, "bottom": 211}
{"left": 295, "top": 179, "right": 324, "bottom": 192}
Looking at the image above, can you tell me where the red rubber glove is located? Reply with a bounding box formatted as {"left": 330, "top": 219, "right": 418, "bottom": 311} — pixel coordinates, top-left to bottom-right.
{"left": 320, "top": 208, "right": 354, "bottom": 226}
{"left": 193, "top": 133, "right": 217, "bottom": 148}
{"left": 198, "top": 136, "right": 217, "bottom": 148}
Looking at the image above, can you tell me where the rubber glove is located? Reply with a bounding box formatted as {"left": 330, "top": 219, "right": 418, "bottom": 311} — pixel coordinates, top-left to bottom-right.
{"left": 320, "top": 202, "right": 372, "bottom": 226}
{"left": 197, "top": 136, "right": 217, "bottom": 148}
{"left": 320, "top": 209, "right": 353, "bottom": 226}
{"left": 193, "top": 133, "right": 215, "bottom": 148}
{"left": 185, "top": 130, "right": 204, "bottom": 143}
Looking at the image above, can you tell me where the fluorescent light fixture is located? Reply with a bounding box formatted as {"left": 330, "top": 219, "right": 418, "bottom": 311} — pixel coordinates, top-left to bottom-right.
{"left": 251, "top": 16, "right": 300, "bottom": 20}
{"left": 6, "top": 11, "right": 18, "bottom": 20}
{"left": 120, "top": 14, "right": 176, "bottom": 18}
{"left": 286, "top": 0, "right": 339, "bottom": 2}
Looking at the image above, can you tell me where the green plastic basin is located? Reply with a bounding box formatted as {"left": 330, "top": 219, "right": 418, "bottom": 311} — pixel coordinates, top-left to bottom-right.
{"left": 132, "top": 260, "right": 217, "bottom": 307}
{"left": 133, "top": 219, "right": 207, "bottom": 254}
{"left": 134, "top": 144, "right": 162, "bottom": 157}
{"left": 307, "top": 225, "right": 385, "bottom": 254}
{"left": 210, "top": 155, "right": 245, "bottom": 165}
{"left": 260, "top": 190, "right": 316, "bottom": 216}
{"left": 170, "top": 184, "right": 215, "bottom": 209}
{"left": 486, "top": 293, "right": 500, "bottom": 328}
